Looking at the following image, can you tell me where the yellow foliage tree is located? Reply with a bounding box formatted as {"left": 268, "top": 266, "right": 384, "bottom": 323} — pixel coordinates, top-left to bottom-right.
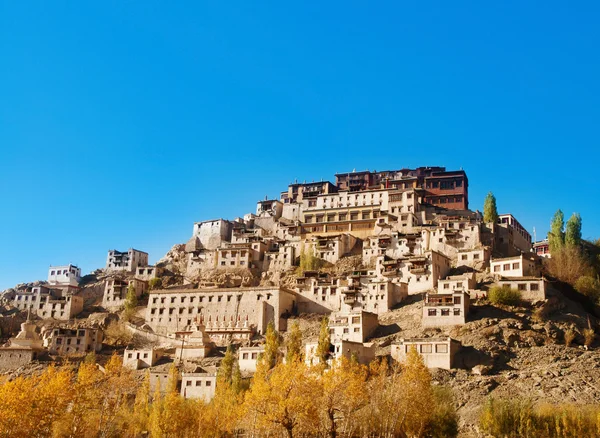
{"left": 245, "top": 360, "right": 319, "bottom": 437}
{"left": 316, "top": 356, "right": 368, "bottom": 438}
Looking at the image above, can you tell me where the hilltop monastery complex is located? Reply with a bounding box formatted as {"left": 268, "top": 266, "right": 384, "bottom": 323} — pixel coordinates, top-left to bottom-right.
{"left": 1, "top": 166, "right": 550, "bottom": 401}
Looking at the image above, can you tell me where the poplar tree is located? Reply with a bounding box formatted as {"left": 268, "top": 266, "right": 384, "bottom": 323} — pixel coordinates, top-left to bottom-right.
{"left": 483, "top": 192, "right": 499, "bottom": 223}
{"left": 124, "top": 284, "right": 138, "bottom": 310}
{"left": 549, "top": 209, "right": 565, "bottom": 252}
{"left": 260, "top": 322, "right": 281, "bottom": 371}
{"left": 286, "top": 321, "right": 303, "bottom": 363}
{"left": 316, "top": 317, "right": 331, "bottom": 365}
{"left": 565, "top": 213, "right": 582, "bottom": 248}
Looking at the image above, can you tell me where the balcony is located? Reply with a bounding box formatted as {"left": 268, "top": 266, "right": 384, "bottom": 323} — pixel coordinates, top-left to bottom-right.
{"left": 424, "top": 301, "right": 456, "bottom": 307}
{"left": 382, "top": 269, "right": 398, "bottom": 277}
{"left": 343, "top": 295, "right": 357, "bottom": 305}
{"left": 410, "top": 267, "right": 428, "bottom": 275}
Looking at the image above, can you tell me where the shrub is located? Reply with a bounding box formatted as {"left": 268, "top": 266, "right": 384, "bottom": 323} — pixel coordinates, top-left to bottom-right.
{"left": 148, "top": 277, "right": 162, "bottom": 290}
{"left": 488, "top": 286, "right": 521, "bottom": 306}
{"left": 583, "top": 328, "right": 595, "bottom": 348}
{"left": 575, "top": 276, "right": 600, "bottom": 301}
{"left": 427, "top": 386, "right": 459, "bottom": 438}
{"left": 480, "top": 397, "right": 600, "bottom": 437}
{"left": 564, "top": 327, "right": 576, "bottom": 347}
{"left": 105, "top": 320, "right": 133, "bottom": 346}
{"left": 545, "top": 246, "right": 593, "bottom": 286}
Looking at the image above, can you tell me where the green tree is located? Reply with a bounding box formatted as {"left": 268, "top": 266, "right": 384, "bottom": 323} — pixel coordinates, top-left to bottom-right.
{"left": 316, "top": 317, "right": 331, "bottom": 365}
{"left": 124, "top": 284, "right": 138, "bottom": 310}
{"left": 483, "top": 192, "right": 499, "bottom": 223}
{"left": 549, "top": 209, "right": 565, "bottom": 252}
{"left": 565, "top": 212, "right": 582, "bottom": 248}
{"left": 299, "top": 244, "right": 322, "bottom": 272}
{"left": 286, "top": 321, "right": 303, "bottom": 363}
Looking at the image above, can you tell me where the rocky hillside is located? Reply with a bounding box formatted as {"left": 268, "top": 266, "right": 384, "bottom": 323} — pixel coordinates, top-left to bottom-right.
{"left": 291, "top": 283, "right": 600, "bottom": 436}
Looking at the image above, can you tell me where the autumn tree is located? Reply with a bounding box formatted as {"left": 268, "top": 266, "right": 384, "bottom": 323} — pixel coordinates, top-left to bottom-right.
{"left": 316, "top": 317, "right": 331, "bottom": 365}
{"left": 565, "top": 212, "right": 582, "bottom": 248}
{"left": 483, "top": 192, "right": 499, "bottom": 223}
{"left": 316, "top": 356, "right": 368, "bottom": 438}
{"left": 129, "top": 370, "right": 151, "bottom": 436}
{"left": 245, "top": 360, "right": 319, "bottom": 437}
{"left": 285, "top": 321, "right": 303, "bottom": 363}
{"left": 259, "top": 322, "right": 281, "bottom": 371}
{"left": 549, "top": 209, "right": 565, "bottom": 252}
{"left": 396, "top": 346, "right": 435, "bottom": 436}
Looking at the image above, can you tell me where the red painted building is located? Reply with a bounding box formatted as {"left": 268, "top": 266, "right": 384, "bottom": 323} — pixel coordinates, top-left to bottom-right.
{"left": 334, "top": 167, "right": 469, "bottom": 210}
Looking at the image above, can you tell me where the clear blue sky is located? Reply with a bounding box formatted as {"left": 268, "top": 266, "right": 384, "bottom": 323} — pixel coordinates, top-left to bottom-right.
{"left": 1, "top": 2, "right": 599, "bottom": 290}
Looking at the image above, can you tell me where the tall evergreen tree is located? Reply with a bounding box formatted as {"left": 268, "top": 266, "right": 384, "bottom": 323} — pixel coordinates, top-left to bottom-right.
{"left": 483, "top": 192, "right": 499, "bottom": 223}
{"left": 565, "top": 213, "right": 582, "bottom": 248}
{"left": 549, "top": 209, "right": 565, "bottom": 252}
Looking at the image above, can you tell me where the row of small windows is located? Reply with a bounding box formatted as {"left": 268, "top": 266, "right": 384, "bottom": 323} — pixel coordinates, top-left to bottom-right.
{"left": 493, "top": 262, "right": 520, "bottom": 272}
{"left": 305, "top": 210, "right": 380, "bottom": 223}
{"left": 402, "top": 343, "right": 449, "bottom": 354}
{"left": 151, "top": 294, "right": 260, "bottom": 305}
{"left": 184, "top": 379, "right": 212, "bottom": 387}
{"left": 427, "top": 308, "right": 461, "bottom": 316}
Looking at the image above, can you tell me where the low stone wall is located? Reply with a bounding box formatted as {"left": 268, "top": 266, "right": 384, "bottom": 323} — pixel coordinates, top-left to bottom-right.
{"left": 125, "top": 323, "right": 178, "bottom": 347}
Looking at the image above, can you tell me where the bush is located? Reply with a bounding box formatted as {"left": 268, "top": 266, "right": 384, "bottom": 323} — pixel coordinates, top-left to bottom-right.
{"left": 488, "top": 286, "right": 521, "bottom": 306}
{"left": 564, "top": 327, "right": 576, "bottom": 347}
{"left": 545, "top": 246, "right": 593, "bottom": 286}
{"left": 480, "top": 397, "right": 600, "bottom": 437}
{"left": 583, "top": 328, "right": 595, "bottom": 348}
{"left": 148, "top": 277, "right": 162, "bottom": 290}
{"left": 575, "top": 276, "right": 600, "bottom": 301}
{"left": 427, "top": 386, "right": 459, "bottom": 437}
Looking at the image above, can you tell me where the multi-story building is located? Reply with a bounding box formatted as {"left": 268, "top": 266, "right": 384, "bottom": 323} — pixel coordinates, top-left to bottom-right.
{"left": 42, "top": 326, "right": 103, "bottom": 355}
{"left": 495, "top": 214, "right": 533, "bottom": 256}
{"left": 145, "top": 287, "right": 297, "bottom": 336}
{"left": 13, "top": 285, "right": 83, "bottom": 320}
{"left": 256, "top": 199, "right": 283, "bottom": 219}
{"left": 102, "top": 278, "right": 147, "bottom": 310}
{"left": 48, "top": 264, "right": 81, "bottom": 286}
{"left": 106, "top": 249, "right": 149, "bottom": 273}
{"left": 422, "top": 291, "right": 470, "bottom": 327}
{"left": 280, "top": 181, "right": 338, "bottom": 204}
{"left": 391, "top": 337, "right": 461, "bottom": 369}
{"left": 375, "top": 250, "right": 451, "bottom": 295}
{"left": 334, "top": 167, "right": 468, "bottom": 210}
{"left": 533, "top": 239, "right": 551, "bottom": 258}
{"left": 328, "top": 310, "right": 379, "bottom": 343}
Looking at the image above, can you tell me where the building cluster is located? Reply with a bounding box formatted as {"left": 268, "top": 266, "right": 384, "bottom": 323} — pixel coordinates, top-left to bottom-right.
{"left": 0, "top": 316, "right": 105, "bottom": 370}
{"left": 2, "top": 165, "right": 555, "bottom": 403}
